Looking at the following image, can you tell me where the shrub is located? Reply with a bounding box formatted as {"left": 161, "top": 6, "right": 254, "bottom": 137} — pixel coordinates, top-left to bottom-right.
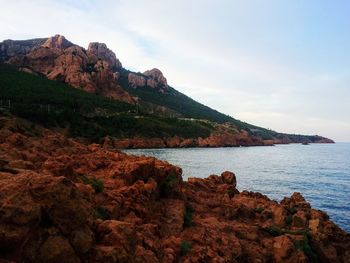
{"left": 159, "top": 173, "right": 178, "bottom": 198}
{"left": 184, "top": 203, "right": 194, "bottom": 227}
{"left": 180, "top": 240, "right": 192, "bottom": 256}
{"left": 293, "top": 234, "right": 318, "bottom": 263}
{"left": 81, "top": 176, "right": 104, "bottom": 193}
{"left": 254, "top": 207, "right": 264, "bottom": 213}
{"left": 285, "top": 214, "right": 293, "bottom": 226}
{"left": 95, "top": 206, "right": 109, "bottom": 220}
{"left": 287, "top": 206, "right": 297, "bottom": 214}
{"left": 226, "top": 188, "right": 234, "bottom": 198}
{"left": 263, "top": 226, "right": 283, "bottom": 237}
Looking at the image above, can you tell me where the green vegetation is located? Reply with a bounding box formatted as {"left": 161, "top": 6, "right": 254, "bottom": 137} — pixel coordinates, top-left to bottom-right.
{"left": 285, "top": 214, "right": 293, "bottom": 226}
{"left": 294, "top": 233, "right": 318, "bottom": 263}
{"left": 184, "top": 203, "right": 194, "bottom": 227}
{"left": 0, "top": 64, "right": 329, "bottom": 143}
{"left": 95, "top": 206, "right": 109, "bottom": 220}
{"left": 263, "top": 225, "right": 318, "bottom": 261}
{"left": 119, "top": 71, "right": 325, "bottom": 142}
{"left": 0, "top": 64, "right": 213, "bottom": 141}
{"left": 180, "top": 240, "right": 192, "bottom": 256}
{"left": 254, "top": 207, "right": 264, "bottom": 213}
{"left": 263, "top": 226, "right": 284, "bottom": 237}
{"left": 159, "top": 173, "right": 178, "bottom": 198}
{"left": 287, "top": 206, "right": 297, "bottom": 214}
{"left": 81, "top": 175, "right": 104, "bottom": 193}
{"left": 226, "top": 188, "right": 235, "bottom": 198}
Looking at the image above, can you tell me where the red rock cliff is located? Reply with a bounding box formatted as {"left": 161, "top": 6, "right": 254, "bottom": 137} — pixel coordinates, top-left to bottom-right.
{"left": 6, "top": 35, "right": 134, "bottom": 104}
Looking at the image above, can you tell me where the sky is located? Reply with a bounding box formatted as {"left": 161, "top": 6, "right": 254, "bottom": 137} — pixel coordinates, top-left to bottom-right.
{"left": 1, "top": 0, "right": 349, "bottom": 141}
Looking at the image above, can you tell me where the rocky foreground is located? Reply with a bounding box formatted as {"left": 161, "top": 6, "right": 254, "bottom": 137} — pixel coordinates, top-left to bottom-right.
{"left": 0, "top": 114, "right": 349, "bottom": 263}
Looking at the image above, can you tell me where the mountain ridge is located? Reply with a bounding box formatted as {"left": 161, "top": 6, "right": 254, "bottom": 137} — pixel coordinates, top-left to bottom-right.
{"left": 0, "top": 34, "right": 334, "bottom": 147}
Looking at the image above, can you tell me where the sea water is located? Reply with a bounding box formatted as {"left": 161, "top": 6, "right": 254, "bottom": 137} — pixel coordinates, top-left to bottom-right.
{"left": 124, "top": 143, "right": 350, "bottom": 232}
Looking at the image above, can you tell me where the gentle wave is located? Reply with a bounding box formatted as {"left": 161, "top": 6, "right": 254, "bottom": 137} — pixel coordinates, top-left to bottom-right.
{"left": 124, "top": 143, "right": 350, "bottom": 232}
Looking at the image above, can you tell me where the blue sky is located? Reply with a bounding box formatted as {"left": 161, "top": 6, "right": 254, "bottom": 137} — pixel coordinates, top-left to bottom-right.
{"left": 1, "top": 0, "right": 349, "bottom": 141}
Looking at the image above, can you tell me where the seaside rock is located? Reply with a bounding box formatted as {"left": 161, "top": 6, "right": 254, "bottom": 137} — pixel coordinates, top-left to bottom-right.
{"left": 0, "top": 114, "right": 349, "bottom": 262}
{"left": 221, "top": 170, "right": 237, "bottom": 187}
{"left": 292, "top": 210, "right": 308, "bottom": 228}
{"left": 0, "top": 171, "right": 94, "bottom": 262}
{"left": 273, "top": 235, "right": 294, "bottom": 262}
{"left": 37, "top": 236, "right": 80, "bottom": 263}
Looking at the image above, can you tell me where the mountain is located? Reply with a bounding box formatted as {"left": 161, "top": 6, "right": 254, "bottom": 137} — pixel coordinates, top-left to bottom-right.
{"left": 0, "top": 34, "right": 334, "bottom": 147}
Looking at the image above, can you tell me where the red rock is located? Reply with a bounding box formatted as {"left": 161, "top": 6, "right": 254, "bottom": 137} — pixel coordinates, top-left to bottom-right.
{"left": 87, "top": 42, "right": 122, "bottom": 69}
{"left": 38, "top": 236, "right": 80, "bottom": 263}
{"left": 273, "top": 235, "right": 294, "bottom": 262}
{"left": 221, "top": 171, "right": 237, "bottom": 187}
{"left": 143, "top": 68, "right": 168, "bottom": 91}
{"left": 7, "top": 35, "right": 134, "bottom": 104}
{"left": 0, "top": 114, "right": 348, "bottom": 262}
{"left": 42, "top": 34, "right": 73, "bottom": 49}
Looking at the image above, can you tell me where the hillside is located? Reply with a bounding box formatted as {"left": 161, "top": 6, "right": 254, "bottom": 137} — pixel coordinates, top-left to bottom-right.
{"left": 0, "top": 35, "right": 334, "bottom": 147}
{"left": 0, "top": 64, "right": 214, "bottom": 142}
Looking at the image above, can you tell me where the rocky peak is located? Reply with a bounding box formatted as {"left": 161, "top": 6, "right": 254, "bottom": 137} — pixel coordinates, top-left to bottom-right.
{"left": 42, "top": 34, "right": 73, "bottom": 49}
{"left": 87, "top": 42, "right": 122, "bottom": 69}
{"left": 0, "top": 38, "right": 47, "bottom": 61}
{"left": 143, "top": 68, "right": 168, "bottom": 87}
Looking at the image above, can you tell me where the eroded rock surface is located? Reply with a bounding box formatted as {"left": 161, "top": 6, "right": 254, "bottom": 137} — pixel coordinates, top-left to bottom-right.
{"left": 127, "top": 68, "right": 169, "bottom": 92}
{"left": 3, "top": 35, "right": 134, "bottom": 104}
{"left": 0, "top": 114, "right": 349, "bottom": 262}
{"left": 87, "top": 42, "right": 122, "bottom": 69}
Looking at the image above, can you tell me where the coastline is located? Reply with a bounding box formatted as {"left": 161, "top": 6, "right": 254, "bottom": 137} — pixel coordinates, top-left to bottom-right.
{"left": 108, "top": 136, "right": 335, "bottom": 150}
{"left": 0, "top": 115, "right": 348, "bottom": 262}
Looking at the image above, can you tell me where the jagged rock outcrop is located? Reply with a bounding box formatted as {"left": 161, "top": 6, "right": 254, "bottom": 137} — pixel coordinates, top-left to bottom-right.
{"left": 128, "top": 72, "right": 147, "bottom": 87}
{"left": 0, "top": 113, "right": 348, "bottom": 262}
{"left": 4, "top": 35, "right": 134, "bottom": 104}
{"left": 127, "top": 68, "right": 169, "bottom": 92}
{"left": 42, "top": 34, "right": 73, "bottom": 49}
{"left": 0, "top": 38, "right": 46, "bottom": 61}
{"left": 88, "top": 42, "right": 122, "bottom": 69}
{"left": 143, "top": 68, "right": 168, "bottom": 88}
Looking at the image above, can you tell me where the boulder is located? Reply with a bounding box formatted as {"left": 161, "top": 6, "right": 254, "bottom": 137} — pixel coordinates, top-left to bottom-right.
{"left": 221, "top": 170, "right": 237, "bottom": 187}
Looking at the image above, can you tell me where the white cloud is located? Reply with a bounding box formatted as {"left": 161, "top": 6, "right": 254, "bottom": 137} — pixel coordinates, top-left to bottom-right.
{"left": 0, "top": 0, "right": 349, "bottom": 141}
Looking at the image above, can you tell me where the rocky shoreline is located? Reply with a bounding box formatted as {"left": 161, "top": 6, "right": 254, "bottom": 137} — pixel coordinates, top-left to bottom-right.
{"left": 108, "top": 135, "right": 334, "bottom": 149}
{"left": 0, "top": 115, "right": 348, "bottom": 263}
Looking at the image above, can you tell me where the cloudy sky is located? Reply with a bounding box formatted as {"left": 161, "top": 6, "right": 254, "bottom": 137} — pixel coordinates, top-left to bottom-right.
{"left": 1, "top": 0, "right": 349, "bottom": 141}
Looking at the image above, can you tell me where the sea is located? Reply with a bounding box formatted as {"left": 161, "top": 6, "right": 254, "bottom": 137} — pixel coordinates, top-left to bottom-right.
{"left": 124, "top": 143, "right": 350, "bottom": 232}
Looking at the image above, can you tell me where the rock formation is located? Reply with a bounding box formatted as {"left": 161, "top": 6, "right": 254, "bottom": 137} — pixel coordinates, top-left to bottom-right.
{"left": 127, "top": 68, "right": 169, "bottom": 92}
{"left": 128, "top": 72, "right": 147, "bottom": 87}
{"left": 0, "top": 113, "right": 348, "bottom": 262}
{"left": 0, "top": 38, "right": 46, "bottom": 62}
{"left": 42, "top": 34, "right": 73, "bottom": 49}
{"left": 144, "top": 68, "right": 168, "bottom": 89}
{"left": 88, "top": 42, "right": 122, "bottom": 69}
{"left": 2, "top": 35, "right": 134, "bottom": 104}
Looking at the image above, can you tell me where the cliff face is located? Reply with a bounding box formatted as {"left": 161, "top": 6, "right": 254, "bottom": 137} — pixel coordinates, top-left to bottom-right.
{"left": 0, "top": 113, "right": 348, "bottom": 262}
{"left": 3, "top": 35, "right": 134, "bottom": 104}
{"left": 0, "top": 38, "right": 47, "bottom": 61}
{"left": 128, "top": 68, "right": 169, "bottom": 92}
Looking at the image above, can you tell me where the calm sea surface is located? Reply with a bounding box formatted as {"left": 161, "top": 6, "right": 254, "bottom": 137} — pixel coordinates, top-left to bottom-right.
{"left": 124, "top": 143, "right": 350, "bottom": 232}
